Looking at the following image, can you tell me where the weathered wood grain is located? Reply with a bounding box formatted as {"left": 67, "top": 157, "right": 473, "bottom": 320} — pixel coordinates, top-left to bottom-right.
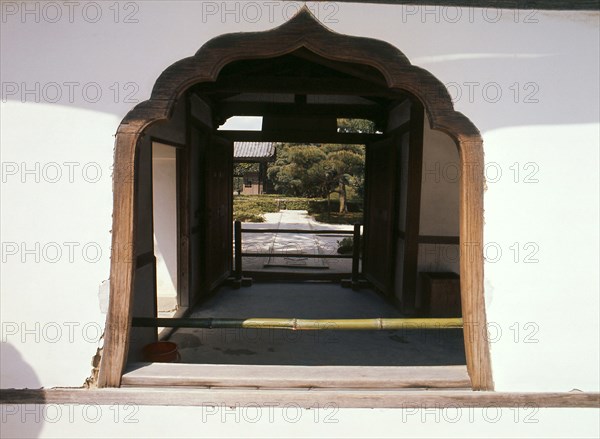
{"left": 2, "top": 388, "right": 598, "bottom": 409}
{"left": 121, "top": 364, "right": 471, "bottom": 389}
{"left": 401, "top": 102, "right": 425, "bottom": 312}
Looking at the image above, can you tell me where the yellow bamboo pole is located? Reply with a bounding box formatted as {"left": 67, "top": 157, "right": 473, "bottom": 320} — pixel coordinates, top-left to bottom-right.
{"left": 238, "top": 318, "right": 463, "bottom": 330}
{"left": 132, "top": 317, "right": 463, "bottom": 330}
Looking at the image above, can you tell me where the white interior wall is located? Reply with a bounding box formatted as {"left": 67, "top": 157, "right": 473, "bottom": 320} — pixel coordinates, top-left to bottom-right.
{"left": 415, "top": 116, "right": 461, "bottom": 305}
{"left": 1, "top": 3, "right": 598, "bottom": 431}
{"left": 419, "top": 115, "right": 460, "bottom": 237}
{"left": 152, "top": 142, "right": 178, "bottom": 312}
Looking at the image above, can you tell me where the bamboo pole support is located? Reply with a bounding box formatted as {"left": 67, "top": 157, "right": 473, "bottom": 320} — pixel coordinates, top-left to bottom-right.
{"left": 132, "top": 317, "right": 463, "bottom": 330}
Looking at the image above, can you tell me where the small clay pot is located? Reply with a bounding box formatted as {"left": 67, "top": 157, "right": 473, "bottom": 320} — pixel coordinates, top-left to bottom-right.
{"left": 142, "top": 341, "right": 180, "bottom": 362}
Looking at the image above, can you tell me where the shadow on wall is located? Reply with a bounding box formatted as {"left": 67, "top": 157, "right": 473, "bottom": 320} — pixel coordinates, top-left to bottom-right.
{"left": 1, "top": 7, "right": 598, "bottom": 132}
{"left": 0, "top": 342, "right": 45, "bottom": 438}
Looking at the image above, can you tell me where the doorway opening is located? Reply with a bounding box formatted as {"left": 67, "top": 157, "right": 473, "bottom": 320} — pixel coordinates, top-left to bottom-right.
{"left": 100, "top": 9, "right": 492, "bottom": 390}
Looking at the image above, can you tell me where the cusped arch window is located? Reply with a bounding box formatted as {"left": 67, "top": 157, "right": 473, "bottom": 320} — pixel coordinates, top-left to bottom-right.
{"left": 99, "top": 8, "right": 492, "bottom": 391}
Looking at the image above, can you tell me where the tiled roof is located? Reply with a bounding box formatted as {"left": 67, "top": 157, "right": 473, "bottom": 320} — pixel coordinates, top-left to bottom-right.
{"left": 234, "top": 142, "right": 276, "bottom": 159}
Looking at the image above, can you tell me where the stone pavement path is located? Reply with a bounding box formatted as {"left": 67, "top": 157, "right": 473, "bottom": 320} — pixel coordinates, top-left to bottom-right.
{"left": 240, "top": 210, "right": 355, "bottom": 272}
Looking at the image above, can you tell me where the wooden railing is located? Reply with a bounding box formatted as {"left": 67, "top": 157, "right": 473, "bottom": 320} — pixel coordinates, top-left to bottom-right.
{"left": 234, "top": 221, "right": 362, "bottom": 286}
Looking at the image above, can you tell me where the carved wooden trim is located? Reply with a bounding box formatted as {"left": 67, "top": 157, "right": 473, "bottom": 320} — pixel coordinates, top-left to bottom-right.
{"left": 100, "top": 8, "right": 493, "bottom": 390}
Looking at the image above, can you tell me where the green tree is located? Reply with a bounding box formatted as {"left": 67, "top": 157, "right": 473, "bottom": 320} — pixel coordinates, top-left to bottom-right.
{"left": 337, "top": 118, "right": 375, "bottom": 134}
{"left": 267, "top": 141, "right": 365, "bottom": 213}
{"left": 322, "top": 144, "right": 365, "bottom": 213}
{"left": 267, "top": 145, "right": 330, "bottom": 197}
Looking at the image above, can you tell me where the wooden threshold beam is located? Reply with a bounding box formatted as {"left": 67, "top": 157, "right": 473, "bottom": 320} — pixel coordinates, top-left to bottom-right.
{"left": 2, "top": 388, "right": 598, "bottom": 408}
{"left": 122, "top": 364, "right": 470, "bottom": 389}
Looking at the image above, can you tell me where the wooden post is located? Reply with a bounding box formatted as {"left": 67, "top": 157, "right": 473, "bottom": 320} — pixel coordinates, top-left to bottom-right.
{"left": 401, "top": 101, "right": 424, "bottom": 313}
{"left": 234, "top": 220, "right": 242, "bottom": 281}
{"left": 351, "top": 224, "right": 361, "bottom": 290}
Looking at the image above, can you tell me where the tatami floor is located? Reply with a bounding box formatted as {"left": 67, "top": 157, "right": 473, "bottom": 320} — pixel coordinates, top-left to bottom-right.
{"left": 167, "top": 282, "right": 466, "bottom": 366}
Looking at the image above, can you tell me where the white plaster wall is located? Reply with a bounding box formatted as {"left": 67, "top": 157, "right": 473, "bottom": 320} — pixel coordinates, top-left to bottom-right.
{"left": 419, "top": 115, "right": 460, "bottom": 237}
{"left": 152, "top": 142, "right": 178, "bottom": 309}
{"left": 0, "top": 405, "right": 599, "bottom": 439}
{"left": 415, "top": 117, "right": 461, "bottom": 303}
{"left": 1, "top": 2, "right": 598, "bottom": 436}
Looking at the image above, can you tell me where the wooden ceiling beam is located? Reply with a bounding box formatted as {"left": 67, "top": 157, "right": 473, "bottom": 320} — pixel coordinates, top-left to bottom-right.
{"left": 291, "top": 48, "right": 389, "bottom": 87}
{"left": 218, "top": 130, "right": 381, "bottom": 144}
{"left": 193, "top": 76, "right": 397, "bottom": 97}
{"left": 215, "top": 102, "right": 386, "bottom": 120}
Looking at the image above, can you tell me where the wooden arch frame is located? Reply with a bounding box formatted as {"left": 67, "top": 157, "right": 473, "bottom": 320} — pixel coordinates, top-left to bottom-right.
{"left": 98, "top": 8, "right": 493, "bottom": 390}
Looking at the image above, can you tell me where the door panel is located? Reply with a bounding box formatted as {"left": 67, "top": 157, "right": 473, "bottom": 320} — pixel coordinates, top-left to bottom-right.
{"left": 189, "top": 127, "right": 206, "bottom": 302}
{"left": 203, "top": 135, "right": 233, "bottom": 291}
{"left": 363, "top": 137, "right": 398, "bottom": 297}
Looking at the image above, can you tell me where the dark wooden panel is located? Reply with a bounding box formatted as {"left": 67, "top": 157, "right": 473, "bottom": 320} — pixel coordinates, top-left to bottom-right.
{"left": 419, "top": 235, "right": 460, "bottom": 245}
{"left": 177, "top": 127, "right": 190, "bottom": 308}
{"left": 421, "top": 272, "right": 462, "bottom": 317}
{"left": 189, "top": 126, "right": 206, "bottom": 303}
{"left": 203, "top": 136, "right": 233, "bottom": 291}
{"left": 396, "top": 231, "right": 460, "bottom": 245}
{"left": 401, "top": 102, "right": 425, "bottom": 312}
{"left": 217, "top": 102, "right": 385, "bottom": 120}
{"left": 218, "top": 130, "right": 380, "bottom": 144}
{"left": 363, "top": 137, "right": 398, "bottom": 297}
{"left": 194, "top": 76, "right": 392, "bottom": 97}
{"left": 135, "top": 251, "right": 156, "bottom": 269}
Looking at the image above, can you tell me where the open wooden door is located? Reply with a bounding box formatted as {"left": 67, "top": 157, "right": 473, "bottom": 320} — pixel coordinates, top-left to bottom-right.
{"left": 189, "top": 128, "right": 233, "bottom": 301}
{"left": 203, "top": 135, "right": 233, "bottom": 292}
{"left": 362, "top": 137, "right": 399, "bottom": 298}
